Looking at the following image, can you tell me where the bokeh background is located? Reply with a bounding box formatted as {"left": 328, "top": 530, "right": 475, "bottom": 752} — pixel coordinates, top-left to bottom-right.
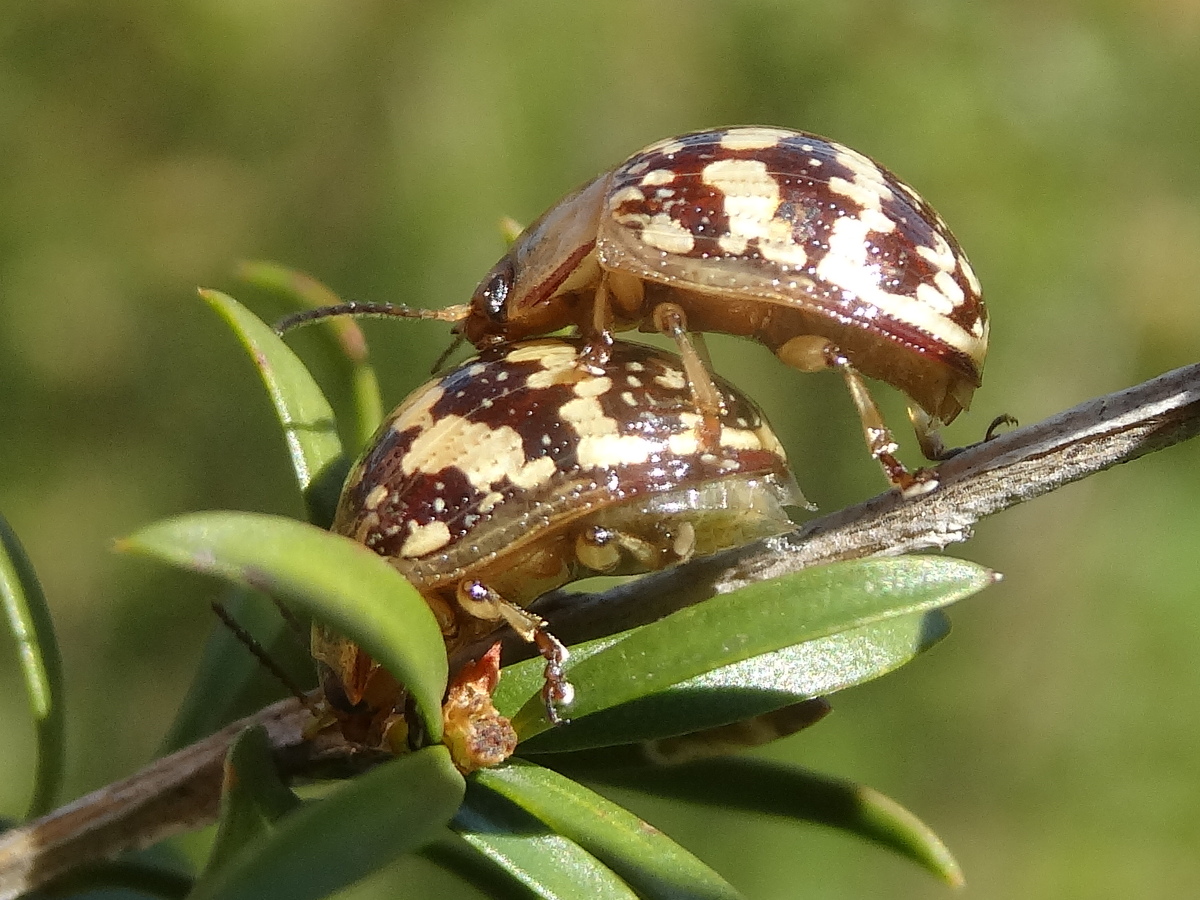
{"left": 3, "top": 1, "right": 1200, "bottom": 897}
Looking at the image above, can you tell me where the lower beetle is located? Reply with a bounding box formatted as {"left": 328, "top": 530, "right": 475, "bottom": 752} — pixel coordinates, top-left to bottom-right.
{"left": 313, "top": 337, "right": 807, "bottom": 743}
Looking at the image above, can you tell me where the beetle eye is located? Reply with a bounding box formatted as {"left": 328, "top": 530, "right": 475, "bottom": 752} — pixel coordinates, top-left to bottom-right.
{"left": 478, "top": 259, "right": 514, "bottom": 322}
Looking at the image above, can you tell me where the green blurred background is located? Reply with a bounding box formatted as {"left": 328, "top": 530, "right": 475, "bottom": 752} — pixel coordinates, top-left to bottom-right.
{"left": 2, "top": 1, "right": 1200, "bottom": 896}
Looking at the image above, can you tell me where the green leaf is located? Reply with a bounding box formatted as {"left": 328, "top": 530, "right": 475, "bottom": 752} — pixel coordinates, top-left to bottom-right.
{"left": 423, "top": 835, "right": 560, "bottom": 900}
{"left": 168, "top": 286, "right": 338, "bottom": 750}
{"left": 201, "top": 288, "right": 347, "bottom": 529}
{"left": 236, "top": 262, "right": 384, "bottom": 451}
{"left": 512, "top": 557, "right": 993, "bottom": 739}
{"left": 514, "top": 611, "right": 949, "bottom": 753}
{"left": 118, "top": 511, "right": 447, "bottom": 740}
{"left": 190, "top": 746, "right": 465, "bottom": 900}
{"left": 203, "top": 726, "right": 302, "bottom": 876}
{"left": 451, "top": 781, "right": 639, "bottom": 900}
{"left": 0, "top": 512, "right": 65, "bottom": 819}
{"left": 473, "top": 760, "right": 743, "bottom": 900}
{"left": 579, "top": 757, "right": 963, "bottom": 888}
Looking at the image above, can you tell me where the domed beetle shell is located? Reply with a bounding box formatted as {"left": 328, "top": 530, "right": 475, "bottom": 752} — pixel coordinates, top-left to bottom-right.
{"left": 314, "top": 337, "right": 806, "bottom": 731}
{"left": 464, "top": 126, "right": 988, "bottom": 492}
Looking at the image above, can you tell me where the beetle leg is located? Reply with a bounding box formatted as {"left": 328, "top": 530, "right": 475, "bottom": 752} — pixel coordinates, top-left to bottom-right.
{"left": 575, "top": 521, "right": 696, "bottom": 573}
{"left": 984, "top": 413, "right": 1019, "bottom": 441}
{"left": 578, "top": 278, "right": 616, "bottom": 374}
{"left": 912, "top": 408, "right": 1019, "bottom": 461}
{"left": 777, "top": 335, "right": 937, "bottom": 496}
{"left": 606, "top": 269, "right": 646, "bottom": 321}
{"left": 836, "top": 359, "right": 936, "bottom": 495}
{"left": 430, "top": 333, "right": 467, "bottom": 375}
{"left": 574, "top": 525, "right": 623, "bottom": 572}
{"left": 652, "top": 302, "right": 725, "bottom": 449}
{"left": 457, "top": 580, "right": 573, "bottom": 724}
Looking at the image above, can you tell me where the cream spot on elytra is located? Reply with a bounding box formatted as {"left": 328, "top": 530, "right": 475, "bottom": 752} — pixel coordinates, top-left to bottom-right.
{"left": 400, "top": 520, "right": 451, "bottom": 558}
{"left": 718, "top": 127, "right": 793, "bottom": 151}
{"left": 653, "top": 368, "right": 687, "bottom": 391}
{"left": 640, "top": 168, "right": 676, "bottom": 186}
{"left": 402, "top": 416, "right": 556, "bottom": 491}
{"left": 573, "top": 376, "right": 613, "bottom": 398}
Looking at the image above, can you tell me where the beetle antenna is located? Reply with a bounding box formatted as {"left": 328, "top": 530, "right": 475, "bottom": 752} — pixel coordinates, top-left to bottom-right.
{"left": 265, "top": 593, "right": 309, "bottom": 644}
{"left": 210, "top": 600, "right": 318, "bottom": 713}
{"left": 274, "top": 301, "right": 470, "bottom": 336}
{"left": 430, "top": 333, "right": 467, "bottom": 374}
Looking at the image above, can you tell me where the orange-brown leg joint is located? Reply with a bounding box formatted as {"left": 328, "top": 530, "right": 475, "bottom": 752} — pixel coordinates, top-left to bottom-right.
{"left": 776, "top": 335, "right": 937, "bottom": 496}
{"left": 579, "top": 277, "right": 616, "bottom": 373}
{"left": 458, "top": 579, "right": 574, "bottom": 725}
{"left": 652, "top": 302, "right": 725, "bottom": 450}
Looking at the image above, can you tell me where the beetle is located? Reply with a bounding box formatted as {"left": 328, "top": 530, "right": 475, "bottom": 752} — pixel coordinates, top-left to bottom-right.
{"left": 279, "top": 126, "right": 987, "bottom": 494}
{"left": 312, "top": 337, "right": 807, "bottom": 743}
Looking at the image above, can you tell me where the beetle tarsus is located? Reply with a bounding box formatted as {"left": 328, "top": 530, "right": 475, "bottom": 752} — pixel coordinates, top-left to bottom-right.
{"left": 984, "top": 413, "right": 1019, "bottom": 442}
{"left": 534, "top": 629, "right": 573, "bottom": 725}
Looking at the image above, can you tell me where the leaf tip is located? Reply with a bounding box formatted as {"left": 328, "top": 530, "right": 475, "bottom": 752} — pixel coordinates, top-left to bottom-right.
{"left": 936, "top": 850, "right": 966, "bottom": 889}
{"left": 198, "top": 287, "right": 223, "bottom": 307}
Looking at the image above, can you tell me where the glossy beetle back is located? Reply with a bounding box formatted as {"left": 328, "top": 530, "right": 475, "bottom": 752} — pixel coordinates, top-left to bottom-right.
{"left": 464, "top": 126, "right": 986, "bottom": 427}
{"left": 334, "top": 337, "right": 803, "bottom": 607}
{"left": 316, "top": 338, "right": 805, "bottom": 737}
{"left": 601, "top": 127, "right": 986, "bottom": 422}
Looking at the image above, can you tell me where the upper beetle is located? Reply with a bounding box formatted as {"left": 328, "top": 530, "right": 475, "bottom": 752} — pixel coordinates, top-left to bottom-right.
{"left": 280, "top": 126, "right": 988, "bottom": 493}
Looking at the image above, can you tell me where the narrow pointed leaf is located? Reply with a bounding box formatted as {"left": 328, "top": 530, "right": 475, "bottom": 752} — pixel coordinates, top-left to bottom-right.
{"left": 176, "top": 289, "right": 334, "bottom": 749}
{"left": 0, "top": 513, "right": 65, "bottom": 818}
{"left": 474, "top": 761, "right": 743, "bottom": 900}
{"left": 118, "top": 511, "right": 447, "bottom": 740}
{"left": 203, "top": 726, "right": 301, "bottom": 876}
{"left": 236, "top": 262, "right": 384, "bottom": 450}
{"left": 514, "top": 611, "right": 949, "bottom": 753}
{"left": 202, "top": 288, "right": 347, "bottom": 528}
{"left": 451, "top": 781, "right": 639, "bottom": 900}
{"left": 580, "top": 757, "right": 963, "bottom": 888}
{"left": 512, "top": 557, "right": 993, "bottom": 738}
{"left": 190, "top": 746, "right": 465, "bottom": 900}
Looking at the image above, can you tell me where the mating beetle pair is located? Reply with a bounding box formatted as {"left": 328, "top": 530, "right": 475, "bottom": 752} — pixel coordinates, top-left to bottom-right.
{"left": 283, "top": 125, "right": 988, "bottom": 494}
{"left": 291, "top": 126, "right": 990, "bottom": 743}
